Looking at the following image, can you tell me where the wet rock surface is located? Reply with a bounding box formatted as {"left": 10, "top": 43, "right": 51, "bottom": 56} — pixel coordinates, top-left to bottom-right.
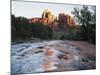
{"left": 11, "top": 40, "right": 96, "bottom": 75}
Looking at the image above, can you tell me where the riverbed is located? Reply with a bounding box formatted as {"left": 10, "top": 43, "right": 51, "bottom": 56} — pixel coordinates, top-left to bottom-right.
{"left": 11, "top": 40, "right": 96, "bottom": 75}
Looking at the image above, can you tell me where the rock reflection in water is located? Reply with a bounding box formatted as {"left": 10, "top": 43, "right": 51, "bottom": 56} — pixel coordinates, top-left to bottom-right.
{"left": 42, "top": 47, "right": 58, "bottom": 71}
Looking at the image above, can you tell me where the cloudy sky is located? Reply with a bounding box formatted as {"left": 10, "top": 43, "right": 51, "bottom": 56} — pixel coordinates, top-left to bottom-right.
{"left": 12, "top": 0, "right": 93, "bottom": 18}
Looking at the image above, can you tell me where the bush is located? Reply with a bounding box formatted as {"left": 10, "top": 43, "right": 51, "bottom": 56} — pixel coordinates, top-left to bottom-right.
{"left": 31, "top": 23, "right": 53, "bottom": 40}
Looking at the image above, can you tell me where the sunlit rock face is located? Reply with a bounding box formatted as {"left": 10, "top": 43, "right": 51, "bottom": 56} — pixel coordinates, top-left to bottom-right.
{"left": 11, "top": 40, "right": 95, "bottom": 75}
{"left": 42, "top": 9, "right": 55, "bottom": 23}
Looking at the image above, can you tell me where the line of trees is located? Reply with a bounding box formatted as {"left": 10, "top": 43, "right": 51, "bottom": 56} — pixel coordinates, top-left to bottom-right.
{"left": 11, "top": 15, "right": 53, "bottom": 41}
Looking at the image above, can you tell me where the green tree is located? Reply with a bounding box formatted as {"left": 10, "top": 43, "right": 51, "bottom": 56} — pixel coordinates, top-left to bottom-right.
{"left": 72, "top": 6, "right": 96, "bottom": 44}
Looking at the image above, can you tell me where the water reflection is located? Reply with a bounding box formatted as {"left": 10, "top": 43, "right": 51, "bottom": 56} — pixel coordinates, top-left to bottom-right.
{"left": 42, "top": 47, "right": 57, "bottom": 71}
